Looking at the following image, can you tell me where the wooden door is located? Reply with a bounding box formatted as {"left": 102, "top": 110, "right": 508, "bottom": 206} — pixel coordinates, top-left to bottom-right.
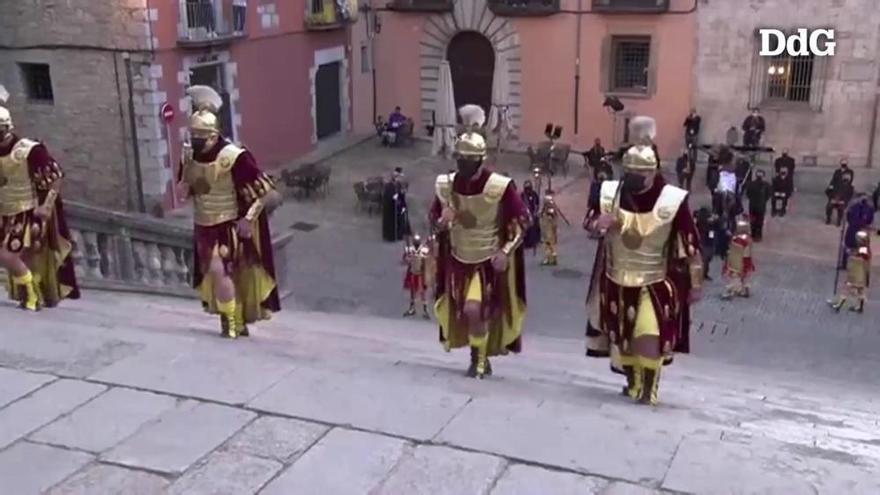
{"left": 446, "top": 32, "right": 494, "bottom": 120}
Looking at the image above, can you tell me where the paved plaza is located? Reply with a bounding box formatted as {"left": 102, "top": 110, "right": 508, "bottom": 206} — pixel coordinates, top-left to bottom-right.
{"left": 2, "top": 139, "right": 880, "bottom": 493}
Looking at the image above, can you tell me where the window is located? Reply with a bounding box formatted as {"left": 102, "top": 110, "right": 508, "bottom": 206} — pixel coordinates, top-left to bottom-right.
{"left": 360, "top": 44, "right": 370, "bottom": 73}
{"left": 19, "top": 63, "right": 54, "bottom": 103}
{"left": 748, "top": 33, "right": 827, "bottom": 111}
{"left": 610, "top": 36, "right": 650, "bottom": 93}
{"left": 311, "top": 0, "right": 323, "bottom": 14}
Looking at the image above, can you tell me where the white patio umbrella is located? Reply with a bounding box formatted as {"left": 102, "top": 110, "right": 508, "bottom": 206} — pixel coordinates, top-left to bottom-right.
{"left": 432, "top": 61, "right": 457, "bottom": 159}
{"left": 487, "top": 53, "right": 513, "bottom": 153}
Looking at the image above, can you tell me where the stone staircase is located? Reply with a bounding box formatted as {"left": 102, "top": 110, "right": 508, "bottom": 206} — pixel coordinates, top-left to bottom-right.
{"left": 2, "top": 291, "right": 880, "bottom": 494}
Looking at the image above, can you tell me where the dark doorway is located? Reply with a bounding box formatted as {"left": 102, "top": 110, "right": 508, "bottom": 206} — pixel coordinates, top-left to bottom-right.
{"left": 189, "top": 63, "right": 233, "bottom": 138}
{"left": 446, "top": 32, "right": 494, "bottom": 120}
{"left": 315, "top": 62, "right": 342, "bottom": 139}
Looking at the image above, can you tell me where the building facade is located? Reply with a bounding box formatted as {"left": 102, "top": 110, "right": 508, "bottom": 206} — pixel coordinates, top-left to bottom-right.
{"left": 0, "top": 0, "right": 366, "bottom": 213}
{"left": 367, "top": 0, "right": 698, "bottom": 161}
{"left": 694, "top": 0, "right": 880, "bottom": 169}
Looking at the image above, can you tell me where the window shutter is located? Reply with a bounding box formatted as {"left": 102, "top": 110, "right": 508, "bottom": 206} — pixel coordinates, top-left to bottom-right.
{"left": 809, "top": 56, "right": 828, "bottom": 111}
{"left": 600, "top": 35, "right": 611, "bottom": 93}
{"left": 647, "top": 38, "right": 658, "bottom": 96}
{"left": 747, "top": 41, "right": 765, "bottom": 109}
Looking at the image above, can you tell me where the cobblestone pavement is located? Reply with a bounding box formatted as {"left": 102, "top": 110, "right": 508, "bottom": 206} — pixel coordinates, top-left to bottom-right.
{"left": 2, "top": 292, "right": 880, "bottom": 494}
{"left": 268, "top": 140, "right": 880, "bottom": 387}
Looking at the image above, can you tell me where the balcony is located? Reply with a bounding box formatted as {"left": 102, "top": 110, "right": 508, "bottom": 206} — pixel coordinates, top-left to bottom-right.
{"left": 178, "top": 1, "right": 247, "bottom": 48}
{"left": 488, "top": 0, "right": 560, "bottom": 17}
{"left": 386, "top": 0, "right": 454, "bottom": 13}
{"left": 305, "top": 0, "right": 355, "bottom": 30}
{"left": 591, "top": 0, "right": 670, "bottom": 14}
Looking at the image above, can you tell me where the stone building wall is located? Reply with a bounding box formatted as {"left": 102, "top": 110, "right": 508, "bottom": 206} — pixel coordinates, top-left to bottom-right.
{"left": 0, "top": 0, "right": 158, "bottom": 211}
{"left": 694, "top": 0, "right": 880, "bottom": 169}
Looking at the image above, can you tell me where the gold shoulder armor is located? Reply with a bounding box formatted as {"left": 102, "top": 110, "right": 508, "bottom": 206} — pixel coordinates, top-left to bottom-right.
{"left": 217, "top": 143, "right": 246, "bottom": 171}
{"left": 435, "top": 173, "right": 454, "bottom": 204}
{"left": 599, "top": 180, "right": 620, "bottom": 214}
{"left": 484, "top": 173, "right": 512, "bottom": 201}
{"left": 11, "top": 138, "right": 39, "bottom": 164}
{"left": 655, "top": 185, "right": 688, "bottom": 220}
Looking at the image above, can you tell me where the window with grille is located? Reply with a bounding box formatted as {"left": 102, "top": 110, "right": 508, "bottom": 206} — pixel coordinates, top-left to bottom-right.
{"left": 19, "top": 63, "right": 54, "bottom": 103}
{"left": 610, "top": 36, "right": 650, "bottom": 93}
{"left": 311, "top": 0, "right": 323, "bottom": 14}
{"left": 749, "top": 31, "right": 827, "bottom": 111}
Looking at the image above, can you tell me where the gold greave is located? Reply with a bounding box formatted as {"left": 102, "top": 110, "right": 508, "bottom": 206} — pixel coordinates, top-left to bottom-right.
{"left": 217, "top": 299, "right": 238, "bottom": 338}
{"left": 638, "top": 356, "right": 662, "bottom": 406}
{"left": 12, "top": 271, "right": 40, "bottom": 311}
{"left": 468, "top": 334, "right": 489, "bottom": 378}
{"left": 618, "top": 354, "right": 642, "bottom": 399}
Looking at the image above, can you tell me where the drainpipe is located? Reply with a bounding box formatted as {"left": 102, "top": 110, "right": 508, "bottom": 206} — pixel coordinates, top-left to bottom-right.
{"left": 123, "top": 52, "right": 147, "bottom": 213}
{"left": 574, "top": 0, "right": 581, "bottom": 136}
{"left": 867, "top": 87, "right": 879, "bottom": 169}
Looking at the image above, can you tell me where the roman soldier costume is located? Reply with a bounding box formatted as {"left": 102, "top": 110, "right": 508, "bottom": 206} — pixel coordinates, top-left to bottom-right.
{"left": 722, "top": 219, "right": 755, "bottom": 299}
{"left": 0, "top": 85, "right": 79, "bottom": 310}
{"left": 429, "top": 105, "right": 529, "bottom": 379}
{"left": 585, "top": 116, "right": 703, "bottom": 406}
{"left": 403, "top": 234, "right": 430, "bottom": 318}
{"left": 539, "top": 193, "right": 559, "bottom": 266}
{"left": 829, "top": 230, "right": 871, "bottom": 313}
{"left": 178, "top": 85, "right": 280, "bottom": 338}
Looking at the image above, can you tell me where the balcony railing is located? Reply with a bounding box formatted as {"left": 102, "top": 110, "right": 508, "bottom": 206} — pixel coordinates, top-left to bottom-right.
{"left": 306, "top": 0, "right": 340, "bottom": 30}
{"left": 592, "top": 0, "right": 670, "bottom": 13}
{"left": 178, "top": 1, "right": 247, "bottom": 47}
{"left": 488, "top": 0, "right": 560, "bottom": 17}
{"left": 386, "top": 0, "right": 454, "bottom": 13}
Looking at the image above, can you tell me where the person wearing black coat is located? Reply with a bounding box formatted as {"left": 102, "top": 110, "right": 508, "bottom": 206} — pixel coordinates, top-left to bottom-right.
{"left": 381, "top": 168, "right": 411, "bottom": 242}
{"left": 745, "top": 170, "right": 772, "bottom": 241}
{"left": 771, "top": 168, "right": 793, "bottom": 217}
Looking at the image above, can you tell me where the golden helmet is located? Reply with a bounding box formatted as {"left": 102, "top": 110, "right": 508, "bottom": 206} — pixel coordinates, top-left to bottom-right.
{"left": 186, "top": 85, "right": 223, "bottom": 136}
{"left": 453, "top": 104, "right": 487, "bottom": 159}
{"left": 622, "top": 116, "right": 659, "bottom": 171}
{"left": 622, "top": 145, "right": 658, "bottom": 171}
{"left": 735, "top": 218, "right": 750, "bottom": 234}
{"left": 855, "top": 230, "right": 870, "bottom": 246}
{"left": 0, "top": 84, "right": 12, "bottom": 129}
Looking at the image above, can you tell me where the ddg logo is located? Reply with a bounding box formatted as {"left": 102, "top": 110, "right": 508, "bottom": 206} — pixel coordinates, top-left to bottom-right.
{"left": 758, "top": 28, "right": 836, "bottom": 57}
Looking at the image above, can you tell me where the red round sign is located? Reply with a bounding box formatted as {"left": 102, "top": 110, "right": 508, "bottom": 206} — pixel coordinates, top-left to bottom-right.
{"left": 160, "top": 103, "right": 175, "bottom": 123}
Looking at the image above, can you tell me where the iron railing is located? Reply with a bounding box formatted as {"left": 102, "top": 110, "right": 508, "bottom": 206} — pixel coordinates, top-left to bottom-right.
{"left": 179, "top": 1, "right": 246, "bottom": 45}
{"left": 488, "top": 0, "right": 560, "bottom": 17}
{"left": 592, "top": 0, "right": 670, "bottom": 13}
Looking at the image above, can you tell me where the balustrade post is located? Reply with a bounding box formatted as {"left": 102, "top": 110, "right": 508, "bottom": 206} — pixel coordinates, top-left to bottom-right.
{"left": 146, "top": 243, "right": 163, "bottom": 285}
{"left": 116, "top": 227, "right": 136, "bottom": 282}
{"left": 81, "top": 231, "right": 103, "bottom": 279}
{"left": 69, "top": 229, "right": 86, "bottom": 280}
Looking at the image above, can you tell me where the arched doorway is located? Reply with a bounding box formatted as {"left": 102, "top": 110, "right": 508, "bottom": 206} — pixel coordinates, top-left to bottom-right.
{"left": 446, "top": 31, "right": 494, "bottom": 120}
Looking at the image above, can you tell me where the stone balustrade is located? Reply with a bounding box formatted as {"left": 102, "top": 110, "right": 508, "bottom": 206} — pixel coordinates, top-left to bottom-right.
{"left": 59, "top": 202, "right": 294, "bottom": 300}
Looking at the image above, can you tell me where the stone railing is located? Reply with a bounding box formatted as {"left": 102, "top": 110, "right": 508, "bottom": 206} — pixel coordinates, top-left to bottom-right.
{"left": 59, "top": 202, "right": 293, "bottom": 300}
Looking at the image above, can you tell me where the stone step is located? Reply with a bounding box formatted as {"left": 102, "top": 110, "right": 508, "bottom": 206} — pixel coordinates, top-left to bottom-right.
{"left": 3, "top": 291, "right": 880, "bottom": 493}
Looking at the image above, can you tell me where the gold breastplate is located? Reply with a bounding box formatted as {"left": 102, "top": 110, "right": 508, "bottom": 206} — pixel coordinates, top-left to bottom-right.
{"left": 436, "top": 172, "right": 510, "bottom": 264}
{"left": 600, "top": 182, "right": 687, "bottom": 287}
{"left": 406, "top": 246, "right": 428, "bottom": 272}
{"left": 185, "top": 144, "right": 245, "bottom": 226}
{"left": 848, "top": 248, "right": 869, "bottom": 287}
{"left": 0, "top": 139, "right": 38, "bottom": 216}
{"left": 726, "top": 235, "right": 750, "bottom": 273}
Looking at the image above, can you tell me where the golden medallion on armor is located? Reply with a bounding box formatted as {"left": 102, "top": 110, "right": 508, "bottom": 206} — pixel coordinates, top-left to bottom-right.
{"left": 663, "top": 341, "right": 672, "bottom": 354}
{"left": 12, "top": 223, "right": 23, "bottom": 234}
{"left": 621, "top": 228, "right": 643, "bottom": 250}
{"left": 31, "top": 223, "right": 41, "bottom": 236}
{"left": 9, "top": 239, "right": 21, "bottom": 251}
{"left": 610, "top": 301, "right": 618, "bottom": 315}
{"left": 218, "top": 245, "right": 230, "bottom": 258}
{"left": 626, "top": 306, "right": 636, "bottom": 322}
{"left": 33, "top": 240, "right": 42, "bottom": 250}
{"left": 657, "top": 207, "right": 673, "bottom": 220}
{"left": 192, "top": 177, "right": 212, "bottom": 195}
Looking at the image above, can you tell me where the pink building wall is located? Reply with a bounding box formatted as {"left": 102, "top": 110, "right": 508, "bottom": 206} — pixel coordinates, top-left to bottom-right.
{"left": 147, "top": 0, "right": 351, "bottom": 209}
{"left": 371, "top": 0, "right": 696, "bottom": 161}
